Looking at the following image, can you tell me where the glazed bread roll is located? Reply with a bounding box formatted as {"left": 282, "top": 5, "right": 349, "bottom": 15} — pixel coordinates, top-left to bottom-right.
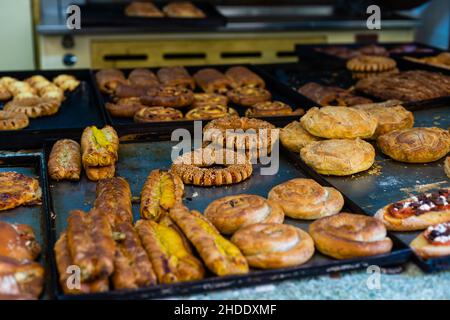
{"left": 377, "top": 127, "right": 450, "bottom": 163}
{"left": 268, "top": 178, "right": 344, "bottom": 220}
{"left": 375, "top": 189, "right": 450, "bottom": 231}
{"left": 300, "top": 106, "right": 377, "bottom": 139}
{"left": 231, "top": 223, "right": 315, "bottom": 269}
{"left": 280, "top": 121, "right": 322, "bottom": 153}
{"left": 410, "top": 222, "right": 450, "bottom": 259}
{"left": 48, "top": 139, "right": 81, "bottom": 181}
{"left": 204, "top": 194, "right": 284, "bottom": 235}
{"left": 309, "top": 213, "right": 393, "bottom": 259}
{"left": 81, "top": 125, "right": 119, "bottom": 167}
{"left": 300, "top": 139, "right": 375, "bottom": 176}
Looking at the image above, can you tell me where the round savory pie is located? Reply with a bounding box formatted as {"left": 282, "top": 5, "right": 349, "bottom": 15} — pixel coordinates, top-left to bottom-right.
{"left": 134, "top": 106, "right": 183, "bottom": 123}
{"left": 227, "top": 86, "right": 272, "bottom": 107}
{"left": 346, "top": 55, "right": 397, "bottom": 72}
{"left": 0, "top": 111, "right": 29, "bottom": 131}
{"left": 280, "top": 121, "right": 322, "bottom": 153}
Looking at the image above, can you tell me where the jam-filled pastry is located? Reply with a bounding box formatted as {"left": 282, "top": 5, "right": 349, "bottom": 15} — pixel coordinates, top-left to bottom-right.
{"left": 193, "top": 68, "right": 232, "bottom": 94}
{"left": 225, "top": 66, "right": 265, "bottom": 89}
{"left": 411, "top": 222, "right": 450, "bottom": 258}
{"left": 0, "top": 171, "right": 42, "bottom": 212}
{"left": 375, "top": 189, "right": 450, "bottom": 231}
{"left": 157, "top": 66, "right": 195, "bottom": 90}
{"left": 162, "top": 2, "right": 206, "bottom": 18}
{"left": 48, "top": 139, "right": 81, "bottom": 181}
{"left": 0, "top": 222, "right": 41, "bottom": 261}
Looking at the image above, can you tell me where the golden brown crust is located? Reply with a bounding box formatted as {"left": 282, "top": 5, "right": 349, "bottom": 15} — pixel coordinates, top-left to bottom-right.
{"left": 268, "top": 178, "right": 344, "bottom": 220}
{"left": 225, "top": 66, "right": 265, "bottom": 88}
{"left": 445, "top": 157, "right": 450, "bottom": 178}
{"left": 204, "top": 194, "right": 284, "bottom": 235}
{"left": 185, "top": 105, "right": 237, "bottom": 120}
{"left": 162, "top": 2, "right": 205, "bottom": 18}
{"left": 245, "top": 101, "right": 300, "bottom": 117}
{"left": 192, "top": 93, "right": 228, "bottom": 109}
{"left": 53, "top": 74, "right": 80, "bottom": 92}
{"left": 0, "top": 222, "right": 41, "bottom": 261}
{"left": 410, "top": 225, "right": 450, "bottom": 259}
{"left": 347, "top": 55, "right": 397, "bottom": 72}
{"left": 84, "top": 165, "right": 116, "bottom": 181}
{"left": 300, "top": 139, "right": 375, "bottom": 176}
{"left": 0, "top": 256, "right": 44, "bottom": 298}
{"left": 96, "top": 69, "right": 127, "bottom": 94}
{"left": 134, "top": 106, "right": 183, "bottom": 123}
{"left": 193, "top": 68, "right": 233, "bottom": 94}
{"left": 309, "top": 213, "right": 393, "bottom": 259}
{"left": 300, "top": 106, "right": 378, "bottom": 139}
{"left": 125, "top": 2, "right": 164, "bottom": 18}
{"left": 169, "top": 204, "right": 249, "bottom": 276}
{"left": 140, "top": 169, "right": 184, "bottom": 221}
{"left": 81, "top": 125, "right": 119, "bottom": 167}
{"left": 0, "top": 171, "right": 42, "bottom": 212}
{"left": 128, "top": 68, "right": 159, "bottom": 87}
{"left": 0, "top": 83, "right": 12, "bottom": 101}
{"left": 227, "top": 86, "right": 272, "bottom": 107}
{"left": 280, "top": 121, "right": 322, "bottom": 153}
{"left": 231, "top": 223, "right": 315, "bottom": 269}
{"left": 156, "top": 67, "right": 195, "bottom": 90}
{"left": 377, "top": 127, "right": 450, "bottom": 163}
{"left": 114, "top": 84, "right": 152, "bottom": 99}
{"left": 106, "top": 97, "right": 146, "bottom": 118}
{"left": 48, "top": 139, "right": 81, "bottom": 181}
{"left": 0, "top": 110, "right": 29, "bottom": 130}
{"left": 140, "top": 85, "right": 194, "bottom": 108}
{"left": 136, "top": 219, "right": 204, "bottom": 284}
{"left": 4, "top": 97, "right": 60, "bottom": 118}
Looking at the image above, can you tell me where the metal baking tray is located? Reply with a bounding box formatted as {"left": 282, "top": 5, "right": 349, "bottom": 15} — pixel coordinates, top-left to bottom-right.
{"left": 92, "top": 64, "right": 315, "bottom": 133}
{"left": 289, "top": 105, "right": 450, "bottom": 273}
{"left": 78, "top": 1, "right": 226, "bottom": 29}
{"left": 43, "top": 134, "right": 410, "bottom": 300}
{"left": 0, "top": 69, "right": 106, "bottom": 150}
{"left": 0, "top": 152, "right": 52, "bottom": 299}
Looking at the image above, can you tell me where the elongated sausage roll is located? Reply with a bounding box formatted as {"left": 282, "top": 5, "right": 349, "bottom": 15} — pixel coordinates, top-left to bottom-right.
{"left": 193, "top": 68, "right": 232, "bottom": 94}
{"left": 48, "top": 139, "right": 81, "bottom": 181}
{"left": 95, "top": 69, "right": 127, "bottom": 94}
{"left": 157, "top": 66, "right": 195, "bottom": 90}
{"left": 81, "top": 125, "right": 119, "bottom": 167}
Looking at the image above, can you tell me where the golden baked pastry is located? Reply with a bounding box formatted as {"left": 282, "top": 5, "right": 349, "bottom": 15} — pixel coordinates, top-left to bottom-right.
{"left": 136, "top": 218, "right": 205, "bottom": 284}
{"left": 225, "top": 66, "right": 265, "bottom": 89}
{"left": 377, "top": 127, "right": 450, "bottom": 163}
{"left": 268, "top": 178, "right": 344, "bottom": 220}
{"left": 163, "top": 2, "right": 205, "bottom": 18}
{"left": 445, "top": 157, "right": 450, "bottom": 178}
{"left": 125, "top": 1, "right": 164, "bottom": 17}
{"left": 84, "top": 165, "right": 116, "bottom": 182}
{"left": 140, "top": 169, "right": 184, "bottom": 221}
{"left": 279, "top": 121, "right": 322, "bottom": 153}
{"left": 346, "top": 55, "right": 397, "bottom": 72}
{"left": 48, "top": 139, "right": 81, "bottom": 181}
{"left": 134, "top": 106, "right": 183, "bottom": 123}
{"left": 39, "top": 83, "right": 65, "bottom": 102}
{"left": 106, "top": 97, "right": 146, "bottom": 118}
{"left": 95, "top": 69, "right": 127, "bottom": 94}
{"left": 352, "top": 100, "right": 414, "bottom": 139}
{"left": 141, "top": 85, "right": 194, "bottom": 108}
{"left": 81, "top": 125, "right": 119, "bottom": 167}
{"left": 309, "top": 213, "right": 393, "bottom": 259}
{"left": 192, "top": 93, "right": 228, "bottom": 109}
{"left": 128, "top": 68, "right": 159, "bottom": 88}
{"left": 245, "top": 101, "right": 304, "bottom": 117}
{"left": 156, "top": 66, "right": 195, "bottom": 90}
{"left": 0, "top": 83, "right": 11, "bottom": 101}
{"left": 0, "top": 222, "right": 41, "bottom": 261}
{"left": 25, "top": 75, "right": 50, "bottom": 92}
{"left": 351, "top": 68, "right": 399, "bottom": 80}
{"left": 227, "top": 86, "right": 272, "bottom": 107}
{"left": 301, "top": 139, "right": 375, "bottom": 176}
{"left": 185, "top": 105, "right": 237, "bottom": 120}
{"left": 300, "top": 106, "right": 377, "bottom": 139}
{"left": 375, "top": 189, "right": 450, "bottom": 231}
{"left": 169, "top": 204, "right": 249, "bottom": 276}
{"left": 231, "top": 223, "right": 315, "bottom": 269}
{"left": 0, "top": 111, "right": 29, "bottom": 130}
{"left": 7, "top": 81, "right": 36, "bottom": 96}
{"left": 193, "top": 68, "right": 232, "bottom": 94}
{"left": 0, "top": 172, "right": 42, "bottom": 212}
{"left": 410, "top": 222, "right": 450, "bottom": 259}
{"left": 171, "top": 148, "right": 253, "bottom": 187}
{"left": 53, "top": 74, "right": 80, "bottom": 92}
{"left": 4, "top": 97, "right": 60, "bottom": 118}
{"left": 204, "top": 194, "right": 284, "bottom": 235}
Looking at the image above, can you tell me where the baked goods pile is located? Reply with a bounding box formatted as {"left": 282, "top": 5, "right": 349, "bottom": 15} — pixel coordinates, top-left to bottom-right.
{"left": 125, "top": 1, "right": 205, "bottom": 18}
{"left": 0, "top": 74, "right": 80, "bottom": 130}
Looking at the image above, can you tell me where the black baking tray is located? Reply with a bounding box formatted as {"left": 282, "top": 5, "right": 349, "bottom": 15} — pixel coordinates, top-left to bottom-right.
{"left": 77, "top": 1, "right": 226, "bottom": 29}
{"left": 43, "top": 133, "right": 410, "bottom": 300}
{"left": 0, "top": 69, "right": 106, "bottom": 150}
{"left": 92, "top": 64, "right": 315, "bottom": 134}
{"left": 289, "top": 105, "right": 450, "bottom": 273}
{"left": 0, "top": 152, "right": 53, "bottom": 299}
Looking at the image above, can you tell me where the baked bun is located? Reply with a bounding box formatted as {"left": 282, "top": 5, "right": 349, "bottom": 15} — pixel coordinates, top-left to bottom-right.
{"left": 300, "top": 139, "right": 375, "bottom": 176}
{"left": 351, "top": 100, "right": 414, "bottom": 139}
{"left": 309, "top": 213, "right": 393, "bottom": 259}
{"left": 231, "top": 223, "right": 315, "bottom": 269}
{"left": 377, "top": 127, "right": 450, "bottom": 163}
{"left": 300, "top": 106, "right": 377, "bottom": 139}
{"left": 375, "top": 189, "right": 450, "bottom": 231}
{"left": 445, "top": 157, "right": 450, "bottom": 178}
{"left": 268, "top": 178, "right": 344, "bottom": 220}
{"left": 410, "top": 222, "right": 450, "bottom": 259}
{"left": 204, "top": 194, "right": 284, "bottom": 235}
{"left": 279, "top": 121, "right": 322, "bottom": 153}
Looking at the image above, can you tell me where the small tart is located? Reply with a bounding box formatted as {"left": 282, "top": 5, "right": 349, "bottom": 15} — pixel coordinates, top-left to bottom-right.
{"left": 0, "top": 111, "right": 29, "bottom": 130}
{"left": 140, "top": 85, "right": 193, "bottom": 108}
{"left": 347, "top": 55, "right": 397, "bottom": 72}
{"left": 134, "top": 106, "right": 183, "bottom": 123}
{"left": 227, "top": 86, "right": 272, "bottom": 107}
{"left": 280, "top": 121, "right": 322, "bottom": 153}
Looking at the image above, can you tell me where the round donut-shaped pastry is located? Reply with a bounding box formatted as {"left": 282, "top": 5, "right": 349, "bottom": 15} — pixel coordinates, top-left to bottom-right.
{"left": 204, "top": 194, "right": 284, "bottom": 235}
{"left": 352, "top": 100, "right": 414, "bottom": 139}
{"left": 192, "top": 93, "right": 228, "bottom": 109}
{"left": 227, "top": 86, "right": 272, "bottom": 107}
{"left": 346, "top": 55, "right": 397, "bottom": 72}
{"left": 170, "top": 148, "right": 253, "bottom": 187}
{"left": 309, "top": 213, "right": 393, "bottom": 259}
{"left": 231, "top": 223, "right": 315, "bottom": 269}
{"left": 300, "top": 139, "right": 375, "bottom": 176}
{"left": 377, "top": 127, "right": 450, "bottom": 163}
{"left": 140, "top": 85, "right": 194, "bottom": 109}
{"left": 185, "top": 105, "right": 238, "bottom": 120}
{"left": 106, "top": 97, "right": 147, "bottom": 118}
{"left": 301, "top": 106, "right": 378, "bottom": 139}
{"left": 0, "top": 111, "right": 29, "bottom": 130}
{"left": 245, "top": 101, "right": 297, "bottom": 117}
{"left": 280, "top": 121, "right": 322, "bottom": 153}
{"left": 134, "top": 106, "right": 183, "bottom": 123}
{"left": 268, "top": 178, "right": 344, "bottom": 220}
{"left": 4, "top": 97, "right": 60, "bottom": 118}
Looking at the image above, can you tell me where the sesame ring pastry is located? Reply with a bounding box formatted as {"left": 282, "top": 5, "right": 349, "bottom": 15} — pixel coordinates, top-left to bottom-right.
{"left": 352, "top": 100, "right": 414, "bottom": 139}
{"left": 227, "top": 86, "right": 272, "bottom": 107}
{"left": 185, "top": 105, "right": 238, "bottom": 120}
{"left": 106, "top": 97, "right": 147, "bottom": 118}
{"left": 346, "top": 55, "right": 397, "bottom": 72}
{"left": 279, "top": 121, "right": 322, "bottom": 153}
{"left": 193, "top": 68, "right": 233, "bottom": 94}
{"left": 156, "top": 66, "right": 195, "bottom": 90}
{"left": 0, "top": 171, "right": 42, "bottom": 212}
{"left": 377, "top": 127, "right": 450, "bottom": 163}
{"left": 375, "top": 189, "right": 450, "bottom": 231}
{"left": 300, "top": 106, "right": 378, "bottom": 139}
{"left": 300, "top": 139, "right": 375, "bottom": 176}
{"left": 245, "top": 101, "right": 299, "bottom": 117}
{"left": 4, "top": 97, "right": 60, "bottom": 118}
{"left": 53, "top": 74, "right": 80, "bottom": 92}
{"left": 445, "top": 157, "right": 450, "bottom": 178}
{"left": 48, "top": 139, "right": 81, "bottom": 181}
{"left": 411, "top": 222, "right": 450, "bottom": 259}
{"left": 204, "top": 194, "right": 284, "bottom": 235}
{"left": 0, "top": 111, "right": 29, "bottom": 130}
{"left": 0, "top": 83, "right": 11, "bottom": 101}
{"left": 231, "top": 223, "right": 314, "bottom": 269}
{"left": 192, "top": 93, "right": 228, "bottom": 109}
{"left": 134, "top": 106, "right": 183, "bottom": 123}
{"left": 140, "top": 85, "right": 194, "bottom": 108}
{"left": 309, "top": 213, "right": 393, "bottom": 259}
{"left": 268, "top": 178, "right": 344, "bottom": 220}
{"left": 95, "top": 69, "right": 127, "bottom": 94}
{"left": 225, "top": 66, "right": 265, "bottom": 89}
{"left": 171, "top": 148, "right": 253, "bottom": 187}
